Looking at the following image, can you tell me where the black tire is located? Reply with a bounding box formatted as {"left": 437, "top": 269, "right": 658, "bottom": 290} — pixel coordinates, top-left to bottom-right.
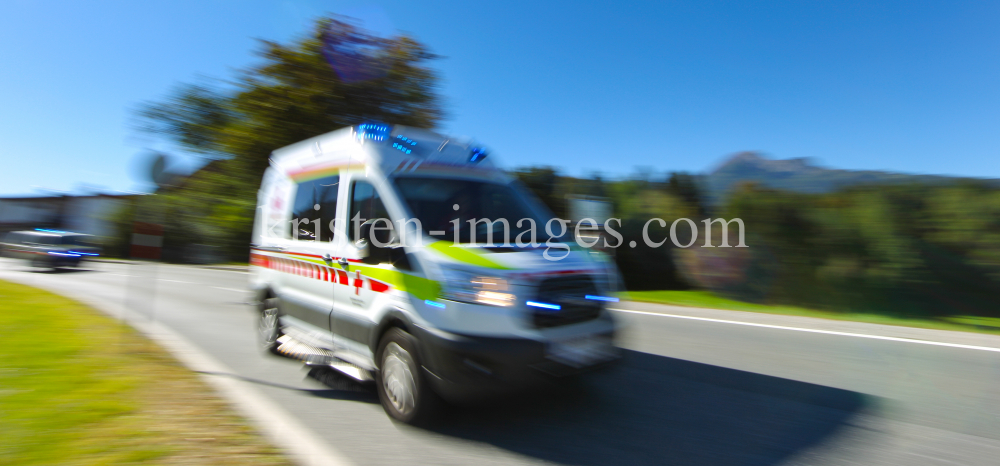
{"left": 375, "top": 328, "right": 443, "bottom": 425}
{"left": 258, "top": 297, "right": 284, "bottom": 355}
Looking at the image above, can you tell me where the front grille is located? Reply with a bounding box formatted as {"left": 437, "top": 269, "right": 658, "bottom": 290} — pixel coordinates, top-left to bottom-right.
{"left": 531, "top": 275, "right": 602, "bottom": 328}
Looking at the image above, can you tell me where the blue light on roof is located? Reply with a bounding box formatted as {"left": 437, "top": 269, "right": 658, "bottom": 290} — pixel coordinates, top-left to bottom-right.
{"left": 35, "top": 228, "right": 71, "bottom": 234}
{"left": 526, "top": 301, "right": 561, "bottom": 310}
{"left": 425, "top": 300, "right": 446, "bottom": 309}
{"left": 47, "top": 251, "right": 81, "bottom": 257}
{"left": 469, "top": 147, "right": 488, "bottom": 163}
{"left": 585, "top": 295, "right": 620, "bottom": 302}
{"left": 356, "top": 123, "right": 392, "bottom": 143}
{"left": 392, "top": 135, "right": 418, "bottom": 155}
{"left": 69, "top": 251, "right": 99, "bottom": 256}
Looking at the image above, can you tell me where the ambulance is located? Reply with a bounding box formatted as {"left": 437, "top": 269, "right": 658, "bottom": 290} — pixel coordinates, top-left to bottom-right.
{"left": 249, "top": 124, "right": 621, "bottom": 424}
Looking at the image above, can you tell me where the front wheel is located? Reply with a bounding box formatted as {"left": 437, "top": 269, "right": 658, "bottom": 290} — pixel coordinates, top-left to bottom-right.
{"left": 375, "top": 328, "right": 442, "bottom": 425}
{"left": 258, "top": 297, "right": 283, "bottom": 354}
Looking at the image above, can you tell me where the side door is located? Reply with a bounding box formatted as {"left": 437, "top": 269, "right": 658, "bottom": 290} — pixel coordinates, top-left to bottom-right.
{"left": 278, "top": 174, "right": 341, "bottom": 349}
{"left": 330, "top": 176, "right": 395, "bottom": 364}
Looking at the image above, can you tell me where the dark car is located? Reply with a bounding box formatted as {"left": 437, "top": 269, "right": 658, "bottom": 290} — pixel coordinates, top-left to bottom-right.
{"left": 1, "top": 230, "right": 101, "bottom": 269}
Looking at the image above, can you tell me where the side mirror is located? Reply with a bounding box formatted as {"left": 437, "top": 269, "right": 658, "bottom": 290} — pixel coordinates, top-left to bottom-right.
{"left": 356, "top": 220, "right": 393, "bottom": 264}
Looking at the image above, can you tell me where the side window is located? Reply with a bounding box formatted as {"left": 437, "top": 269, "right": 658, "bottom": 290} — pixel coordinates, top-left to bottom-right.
{"left": 348, "top": 180, "right": 390, "bottom": 242}
{"left": 290, "top": 175, "right": 340, "bottom": 242}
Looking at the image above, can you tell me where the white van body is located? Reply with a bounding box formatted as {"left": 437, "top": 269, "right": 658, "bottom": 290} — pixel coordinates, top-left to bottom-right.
{"left": 249, "top": 124, "right": 620, "bottom": 423}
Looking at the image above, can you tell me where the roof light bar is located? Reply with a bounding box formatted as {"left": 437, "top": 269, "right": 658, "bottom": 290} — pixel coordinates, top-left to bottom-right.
{"left": 356, "top": 123, "right": 392, "bottom": 142}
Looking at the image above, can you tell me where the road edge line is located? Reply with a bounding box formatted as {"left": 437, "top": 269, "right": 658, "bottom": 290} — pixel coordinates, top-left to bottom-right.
{"left": 610, "top": 308, "right": 1000, "bottom": 353}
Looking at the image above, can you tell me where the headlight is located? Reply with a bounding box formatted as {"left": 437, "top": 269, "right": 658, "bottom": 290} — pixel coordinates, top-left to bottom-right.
{"left": 439, "top": 267, "right": 515, "bottom": 307}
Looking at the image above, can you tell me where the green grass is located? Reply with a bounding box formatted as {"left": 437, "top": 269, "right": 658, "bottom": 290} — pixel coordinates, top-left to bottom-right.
{"left": 621, "top": 290, "right": 1000, "bottom": 337}
{"left": 0, "top": 280, "right": 291, "bottom": 465}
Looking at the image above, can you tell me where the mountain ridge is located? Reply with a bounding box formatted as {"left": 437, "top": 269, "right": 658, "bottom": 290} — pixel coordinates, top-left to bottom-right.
{"left": 702, "top": 151, "right": 1000, "bottom": 204}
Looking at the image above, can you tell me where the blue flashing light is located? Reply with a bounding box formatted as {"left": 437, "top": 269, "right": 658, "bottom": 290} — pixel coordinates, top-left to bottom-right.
{"left": 526, "top": 301, "right": 561, "bottom": 310}
{"left": 35, "top": 228, "right": 71, "bottom": 234}
{"left": 425, "top": 300, "right": 446, "bottom": 309}
{"left": 356, "top": 123, "right": 392, "bottom": 143}
{"left": 392, "top": 135, "right": 418, "bottom": 155}
{"left": 47, "top": 251, "right": 81, "bottom": 257}
{"left": 69, "top": 251, "right": 99, "bottom": 256}
{"left": 469, "top": 147, "right": 488, "bottom": 163}
{"left": 585, "top": 295, "right": 620, "bottom": 302}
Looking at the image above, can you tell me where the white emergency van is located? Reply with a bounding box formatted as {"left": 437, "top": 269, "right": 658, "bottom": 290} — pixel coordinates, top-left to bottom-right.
{"left": 249, "top": 123, "right": 621, "bottom": 424}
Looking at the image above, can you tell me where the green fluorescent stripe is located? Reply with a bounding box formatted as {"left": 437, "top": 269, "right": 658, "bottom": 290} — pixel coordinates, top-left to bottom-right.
{"left": 427, "top": 241, "right": 511, "bottom": 270}
{"left": 350, "top": 264, "right": 441, "bottom": 301}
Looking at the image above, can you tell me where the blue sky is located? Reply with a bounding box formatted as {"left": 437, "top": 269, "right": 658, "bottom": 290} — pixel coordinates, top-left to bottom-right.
{"left": 1, "top": 0, "right": 998, "bottom": 195}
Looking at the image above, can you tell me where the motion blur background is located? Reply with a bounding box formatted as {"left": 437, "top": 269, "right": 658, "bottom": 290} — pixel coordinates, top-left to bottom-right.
{"left": 2, "top": 0, "right": 999, "bottom": 322}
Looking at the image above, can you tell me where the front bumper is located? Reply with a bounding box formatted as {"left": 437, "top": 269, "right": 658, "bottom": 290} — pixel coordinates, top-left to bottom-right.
{"left": 410, "top": 315, "right": 620, "bottom": 402}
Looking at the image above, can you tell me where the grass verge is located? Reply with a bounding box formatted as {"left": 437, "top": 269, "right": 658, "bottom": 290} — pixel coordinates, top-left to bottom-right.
{"left": 0, "top": 279, "right": 291, "bottom": 465}
{"left": 621, "top": 290, "right": 1000, "bottom": 337}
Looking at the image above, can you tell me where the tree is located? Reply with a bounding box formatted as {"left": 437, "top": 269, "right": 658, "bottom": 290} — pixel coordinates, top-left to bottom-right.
{"left": 131, "top": 17, "right": 445, "bottom": 261}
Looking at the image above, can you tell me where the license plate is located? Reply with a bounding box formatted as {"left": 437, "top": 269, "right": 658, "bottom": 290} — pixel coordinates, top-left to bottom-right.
{"left": 547, "top": 335, "right": 615, "bottom": 368}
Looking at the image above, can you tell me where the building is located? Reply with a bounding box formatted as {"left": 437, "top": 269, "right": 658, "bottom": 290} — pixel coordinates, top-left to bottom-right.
{"left": 0, "top": 194, "right": 139, "bottom": 238}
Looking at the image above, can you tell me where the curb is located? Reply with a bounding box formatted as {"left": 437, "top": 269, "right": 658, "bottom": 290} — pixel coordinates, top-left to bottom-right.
{"left": 0, "top": 274, "right": 353, "bottom": 466}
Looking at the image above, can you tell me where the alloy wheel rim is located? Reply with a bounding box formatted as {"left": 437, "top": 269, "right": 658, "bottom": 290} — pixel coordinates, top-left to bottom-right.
{"left": 382, "top": 342, "right": 416, "bottom": 415}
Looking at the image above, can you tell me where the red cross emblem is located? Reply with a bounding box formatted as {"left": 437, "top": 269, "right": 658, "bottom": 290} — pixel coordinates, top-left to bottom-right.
{"left": 353, "top": 271, "right": 363, "bottom": 295}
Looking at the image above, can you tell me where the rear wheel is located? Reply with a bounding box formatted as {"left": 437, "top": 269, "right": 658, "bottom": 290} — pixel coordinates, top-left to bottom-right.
{"left": 375, "top": 328, "right": 442, "bottom": 425}
{"left": 258, "top": 297, "right": 283, "bottom": 354}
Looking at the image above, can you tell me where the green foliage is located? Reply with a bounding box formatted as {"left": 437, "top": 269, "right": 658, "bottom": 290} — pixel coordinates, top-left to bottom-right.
{"left": 513, "top": 166, "right": 1000, "bottom": 318}
{"left": 721, "top": 182, "right": 1000, "bottom": 317}
{"left": 125, "top": 17, "right": 444, "bottom": 262}
{"left": 510, "top": 167, "right": 707, "bottom": 290}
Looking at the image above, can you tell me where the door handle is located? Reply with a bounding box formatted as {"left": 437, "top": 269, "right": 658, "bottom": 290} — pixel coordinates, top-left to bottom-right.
{"left": 322, "top": 253, "right": 333, "bottom": 265}
{"left": 338, "top": 257, "right": 349, "bottom": 270}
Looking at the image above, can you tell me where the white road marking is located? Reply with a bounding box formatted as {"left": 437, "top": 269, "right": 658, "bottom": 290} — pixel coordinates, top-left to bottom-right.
{"left": 610, "top": 308, "right": 1000, "bottom": 353}
{"left": 213, "top": 286, "right": 246, "bottom": 293}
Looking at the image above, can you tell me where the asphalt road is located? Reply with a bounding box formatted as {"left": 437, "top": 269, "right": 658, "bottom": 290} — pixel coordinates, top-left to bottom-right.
{"left": 3, "top": 259, "right": 1000, "bottom": 466}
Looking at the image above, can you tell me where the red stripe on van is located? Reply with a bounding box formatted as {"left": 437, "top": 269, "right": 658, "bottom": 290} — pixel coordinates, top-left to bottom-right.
{"left": 369, "top": 279, "right": 390, "bottom": 293}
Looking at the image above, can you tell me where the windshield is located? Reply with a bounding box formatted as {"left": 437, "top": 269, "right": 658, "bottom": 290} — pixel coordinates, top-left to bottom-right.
{"left": 393, "top": 177, "right": 556, "bottom": 244}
